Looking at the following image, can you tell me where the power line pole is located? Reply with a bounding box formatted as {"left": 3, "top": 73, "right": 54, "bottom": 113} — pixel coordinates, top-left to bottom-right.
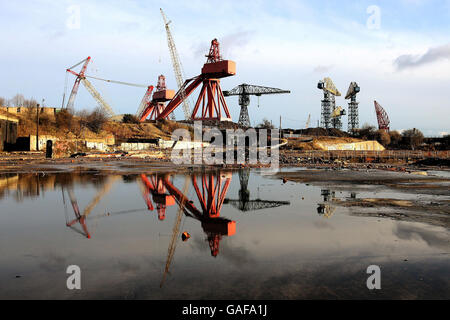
{"left": 36, "top": 103, "right": 40, "bottom": 151}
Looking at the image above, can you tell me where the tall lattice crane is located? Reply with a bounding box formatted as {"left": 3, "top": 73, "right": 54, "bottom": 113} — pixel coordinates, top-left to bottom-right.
{"left": 65, "top": 57, "right": 115, "bottom": 117}
{"left": 223, "top": 84, "right": 290, "bottom": 127}
{"left": 317, "top": 77, "right": 341, "bottom": 129}
{"left": 345, "top": 82, "right": 360, "bottom": 132}
{"left": 160, "top": 8, "right": 191, "bottom": 120}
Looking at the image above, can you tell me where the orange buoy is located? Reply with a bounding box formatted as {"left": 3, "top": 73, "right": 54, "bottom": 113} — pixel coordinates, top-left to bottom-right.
{"left": 181, "top": 232, "right": 191, "bottom": 242}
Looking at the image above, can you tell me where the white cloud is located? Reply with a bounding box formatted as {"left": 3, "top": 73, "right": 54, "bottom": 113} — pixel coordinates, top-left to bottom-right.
{"left": 394, "top": 43, "right": 450, "bottom": 70}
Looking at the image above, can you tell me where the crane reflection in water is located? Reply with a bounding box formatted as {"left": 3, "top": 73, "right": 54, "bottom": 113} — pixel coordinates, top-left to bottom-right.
{"left": 62, "top": 172, "right": 237, "bottom": 255}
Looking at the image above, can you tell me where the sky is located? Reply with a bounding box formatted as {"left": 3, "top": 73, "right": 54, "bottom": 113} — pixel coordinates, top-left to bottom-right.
{"left": 0, "top": 0, "right": 449, "bottom": 136}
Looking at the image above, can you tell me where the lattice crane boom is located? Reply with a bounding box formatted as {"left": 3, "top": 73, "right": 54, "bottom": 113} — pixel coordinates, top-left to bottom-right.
{"left": 161, "top": 8, "right": 191, "bottom": 120}
{"left": 81, "top": 78, "right": 115, "bottom": 117}
{"left": 374, "top": 100, "right": 390, "bottom": 131}
{"left": 136, "top": 86, "right": 155, "bottom": 119}
{"left": 223, "top": 84, "right": 290, "bottom": 96}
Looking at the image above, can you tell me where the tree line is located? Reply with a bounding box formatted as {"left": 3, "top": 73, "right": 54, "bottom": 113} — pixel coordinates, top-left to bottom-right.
{"left": 0, "top": 94, "right": 39, "bottom": 108}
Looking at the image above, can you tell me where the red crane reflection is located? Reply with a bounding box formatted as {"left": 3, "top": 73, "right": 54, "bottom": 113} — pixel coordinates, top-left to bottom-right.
{"left": 162, "top": 171, "right": 236, "bottom": 257}
{"left": 139, "top": 174, "right": 175, "bottom": 221}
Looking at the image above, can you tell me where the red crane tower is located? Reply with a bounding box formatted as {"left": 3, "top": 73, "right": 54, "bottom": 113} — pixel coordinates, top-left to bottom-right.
{"left": 65, "top": 57, "right": 91, "bottom": 113}
{"left": 138, "top": 75, "right": 176, "bottom": 122}
{"left": 374, "top": 100, "right": 390, "bottom": 131}
{"left": 156, "top": 38, "right": 236, "bottom": 121}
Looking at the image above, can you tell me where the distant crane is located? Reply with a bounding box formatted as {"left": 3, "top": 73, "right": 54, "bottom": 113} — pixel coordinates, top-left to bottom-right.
{"left": 317, "top": 77, "right": 341, "bottom": 129}
{"left": 65, "top": 56, "right": 150, "bottom": 118}
{"left": 345, "top": 82, "right": 360, "bottom": 132}
{"left": 138, "top": 75, "right": 175, "bottom": 122}
{"left": 305, "top": 114, "right": 311, "bottom": 129}
{"left": 160, "top": 8, "right": 192, "bottom": 120}
{"left": 330, "top": 106, "right": 346, "bottom": 120}
{"left": 223, "top": 84, "right": 290, "bottom": 127}
{"left": 374, "top": 100, "right": 390, "bottom": 131}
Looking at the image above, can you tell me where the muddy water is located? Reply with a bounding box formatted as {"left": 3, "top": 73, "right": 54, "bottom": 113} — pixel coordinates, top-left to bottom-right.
{"left": 0, "top": 169, "right": 448, "bottom": 299}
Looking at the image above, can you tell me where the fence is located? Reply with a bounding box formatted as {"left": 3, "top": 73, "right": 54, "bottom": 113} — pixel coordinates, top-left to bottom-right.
{"left": 288, "top": 150, "right": 450, "bottom": 162}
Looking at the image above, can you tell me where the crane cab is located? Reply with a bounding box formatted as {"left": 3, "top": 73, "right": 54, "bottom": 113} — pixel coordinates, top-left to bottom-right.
{"left": 153, "top": 89, "right": 175, "bottom": 102}
{"left": 201, "top": 60, "right": 236, "bottom": 78}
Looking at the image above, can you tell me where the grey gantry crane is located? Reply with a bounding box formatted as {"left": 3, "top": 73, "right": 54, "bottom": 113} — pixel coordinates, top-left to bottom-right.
{"left": 223, "top": 84, "right": 290, "bottom": 127}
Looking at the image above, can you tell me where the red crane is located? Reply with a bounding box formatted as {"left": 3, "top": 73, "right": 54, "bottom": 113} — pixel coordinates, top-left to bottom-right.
{"left": 65, "top": 57, "right": 91, "bottom": 113}
{"left": 374, "top": 100, "right": 390, "bottom": 131}
{"left": 136, "top": 85, "right": 155, "bottom": 120}
{"left": 138, "top": 75, "right": 176, "bottom": 122}
{"left": 156, "top": 38, "right": 236, "bottom": 121}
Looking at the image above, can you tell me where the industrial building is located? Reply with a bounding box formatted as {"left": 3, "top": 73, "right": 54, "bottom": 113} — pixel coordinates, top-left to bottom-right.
{"left": 0, "top": 112, "right": 18, "bottom": 151}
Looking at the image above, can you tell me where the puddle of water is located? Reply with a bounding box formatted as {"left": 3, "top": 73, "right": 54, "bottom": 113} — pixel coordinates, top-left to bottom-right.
{"left": 428, "top": 170, "right": 450, "bottom": 178}
{"left": 0, "top": 169, "right": 448, "bottom": 299}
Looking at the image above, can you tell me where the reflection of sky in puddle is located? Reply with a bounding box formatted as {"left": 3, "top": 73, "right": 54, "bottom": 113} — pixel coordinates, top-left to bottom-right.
{"left": 0, "top": 170, "right": 448, "bottom": 299}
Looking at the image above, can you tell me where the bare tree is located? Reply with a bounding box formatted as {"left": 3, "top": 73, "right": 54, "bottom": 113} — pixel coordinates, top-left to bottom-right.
{"left": 0, "top": 97, "right": 6, "bottom": 107}
{"left": 77, "top": 108, "right": 108, "bottom": 134}
{"left": 11, "top": 94, "right": 25, "bottom": 107}
{"left": 257, "top": 118, "right": 274, "bottom": 129}
{"left": 23, "top": 98, "right": 38, "bottom": 108}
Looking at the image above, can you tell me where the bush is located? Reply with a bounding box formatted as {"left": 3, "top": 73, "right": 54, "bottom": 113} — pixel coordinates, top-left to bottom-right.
{"left": 122, "top": 114, "right": 139, "bottom": 124}
{"left": 375, "top": 130, "right": 391, "bottom": 147}
{"left": 56, "top": 109, "right": 73, "bottom": 129}
{"left": 356, "top": 124, "right": 377, "bottom": 140}
{"left": 38, "top": 113, "right": 51, "bottom": 126}
{"left": 402, "top": 128, "right": 424, "bottom": 150}
{"left": 86, "top": 108, "right": 108, "bottom": 134}
{"left": 388, "top": 131, "right": 402, "bottom": 148}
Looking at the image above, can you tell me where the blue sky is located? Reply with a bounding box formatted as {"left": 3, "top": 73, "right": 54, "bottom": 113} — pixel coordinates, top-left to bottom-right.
{"left": 1, "top": 0, "right": 449, "bottom": 135}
